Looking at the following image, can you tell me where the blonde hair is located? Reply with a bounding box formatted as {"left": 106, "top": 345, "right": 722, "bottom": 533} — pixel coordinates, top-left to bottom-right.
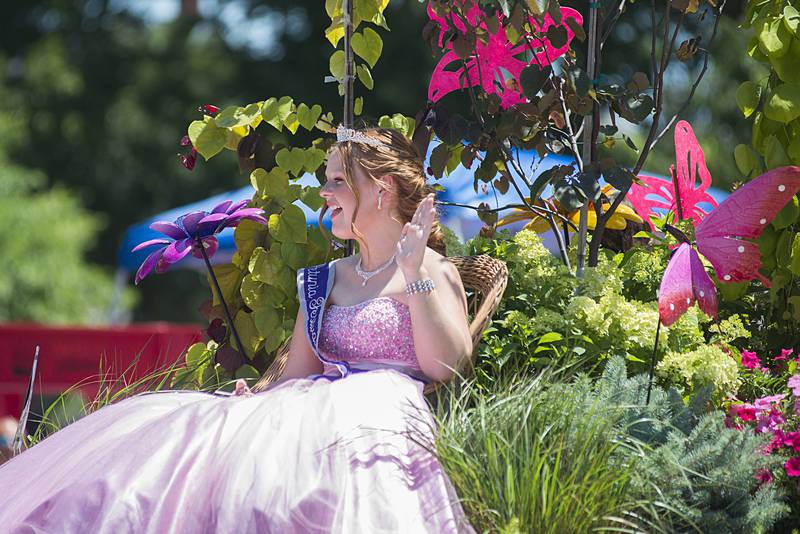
{"left": 321, "top": 127, "right": 447, "bottom": 256}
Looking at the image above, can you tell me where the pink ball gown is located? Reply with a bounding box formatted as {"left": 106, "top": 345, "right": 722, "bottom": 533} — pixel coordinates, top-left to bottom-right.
{"left": 0, "top": 291, "right": 475, "bottom": 533}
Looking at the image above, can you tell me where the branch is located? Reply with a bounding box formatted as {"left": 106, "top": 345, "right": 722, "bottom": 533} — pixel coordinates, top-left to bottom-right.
{"left": 600, "top": 0, "right": 628, "bottom": 47}
{"left": 649, "top": 2, "right": 726, "bottom": 149}
{"left": 557, "top": 78, "right": 584, "bottom": 171}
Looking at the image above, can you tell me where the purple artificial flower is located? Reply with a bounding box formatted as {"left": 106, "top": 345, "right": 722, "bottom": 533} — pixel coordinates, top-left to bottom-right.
{"left": 132, "top": 199, "right": 266, "bottom": 285}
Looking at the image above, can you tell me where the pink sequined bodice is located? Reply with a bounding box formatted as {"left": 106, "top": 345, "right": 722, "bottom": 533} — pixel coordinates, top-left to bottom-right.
{"left": 318, "top": 296, "right": 421, "bottom": 371}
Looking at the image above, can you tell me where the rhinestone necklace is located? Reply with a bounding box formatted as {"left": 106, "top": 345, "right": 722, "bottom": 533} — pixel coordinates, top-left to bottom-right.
{"left": 355, "top": 254, "right": 396, "bottom": 286}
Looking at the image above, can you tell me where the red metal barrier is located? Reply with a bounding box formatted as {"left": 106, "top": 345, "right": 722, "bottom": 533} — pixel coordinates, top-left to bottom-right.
{"left": 0, "top": 322, "right": 203, "bottom": 418}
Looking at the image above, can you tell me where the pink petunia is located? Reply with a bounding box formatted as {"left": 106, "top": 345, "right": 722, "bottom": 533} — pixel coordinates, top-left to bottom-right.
{"left": 785, "top": 431, "right": 800, "bottom": 452}
{"left": 756, "top": 408, "right": 785, "bottom": 434}
{"left": 765, "top": 429, "right": 787, "bottom": 455}
{"left": 775, "top": 348, "right": 794, "bottom": 361}
{"left": 754, "top": 394, "right": 786, "bottom": 412}
{"left": 785, "top": 456, "right": 800, "bottom": 477}
{"left": 755, "top": 469, "right": 774, "bottom": 485}
{"left": 740, "top": 350, "right": 761, "bottom": 370}
{"left": 730, "top": 403, "right": 757, "bottom": 422}
{"left": 788, "top": 375, "right": 800, "bottom": 397}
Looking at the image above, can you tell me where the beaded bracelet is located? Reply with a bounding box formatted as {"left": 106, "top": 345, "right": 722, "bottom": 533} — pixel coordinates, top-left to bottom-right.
{"left": 405, "top": 278, "right": 435, "bottom": 295}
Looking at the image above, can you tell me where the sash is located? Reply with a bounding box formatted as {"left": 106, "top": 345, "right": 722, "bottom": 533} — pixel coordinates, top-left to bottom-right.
{"left": 297, "top": 259, "right": 432, "bottom": 385}
{"left": 298, "top": 259, "right": 351, "bottom": 377}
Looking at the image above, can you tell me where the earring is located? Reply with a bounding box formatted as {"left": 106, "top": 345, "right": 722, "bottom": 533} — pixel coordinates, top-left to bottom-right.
{"left": 377, "top": 190, "right": 383, "bottom": 210}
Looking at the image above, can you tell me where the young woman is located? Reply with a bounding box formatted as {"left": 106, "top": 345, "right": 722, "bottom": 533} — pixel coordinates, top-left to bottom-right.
{"left": 0, "top": 127, "right": 476, "bottom": 533}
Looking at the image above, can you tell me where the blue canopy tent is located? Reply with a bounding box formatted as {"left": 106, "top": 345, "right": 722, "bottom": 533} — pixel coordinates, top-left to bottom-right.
{"left": 112, "top": 149, "right": 730, "bottom": 322}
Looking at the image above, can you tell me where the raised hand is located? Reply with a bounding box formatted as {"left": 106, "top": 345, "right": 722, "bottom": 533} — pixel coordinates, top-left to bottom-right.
{"left": 396, "top": 193, "right": 435, "bottom": 278}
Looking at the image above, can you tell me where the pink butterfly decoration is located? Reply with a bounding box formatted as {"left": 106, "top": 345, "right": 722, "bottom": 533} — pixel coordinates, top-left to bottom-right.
{"left": 658, "top": 166, "right": 800, "bottom": 326}
{"left": 427, "top": 2, "right": 583, "bottom": 109}
{"left": 628, "top": 121, "right": 718, "bottom": 231}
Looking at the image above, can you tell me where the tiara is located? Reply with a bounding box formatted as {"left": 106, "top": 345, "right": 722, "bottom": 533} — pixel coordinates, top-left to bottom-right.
{"left": 336, "top": 126, "right": 385, "bottom": 148}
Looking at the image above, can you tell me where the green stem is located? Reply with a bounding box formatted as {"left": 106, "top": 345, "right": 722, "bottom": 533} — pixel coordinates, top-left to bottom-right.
{"left": 196, "top": 237, "right": 246, "bottom": 358}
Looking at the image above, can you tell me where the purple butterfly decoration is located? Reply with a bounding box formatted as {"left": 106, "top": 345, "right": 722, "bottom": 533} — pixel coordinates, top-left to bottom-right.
{"left": 658, "top": 166, "right": 800, "bottom": 326}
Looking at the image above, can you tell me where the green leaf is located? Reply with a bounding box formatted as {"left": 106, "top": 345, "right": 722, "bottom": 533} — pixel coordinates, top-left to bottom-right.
{"left": 215, "top": 103, "right": 262, "bottom": 128}
{"left": 240, "top": 273, "right": 266, "bottom": 308}
{"left": 253, "top": 305, "right": 282, "bottom": 340}
{"left": 251, "top": 167, "right": 294, "bottom": 205}
{"left": 329, "top": 50, "right": 345, "bottom": 81}
{"left": 276, "top": 147, "right": 306, "bottom": 177}
{"left": 764, "top": 135, "right": 792, "bottom": 168}
{"left": 351, "top": 27, "right": 383, "bottom": 68}
{"left": 771, "top": 38, "right": 800, "bottom": 83}
{"left": 538, "top": 332, "right": 563, "bottom": 344}
{"left": 356, "top": 64, "right": 374, "bottom": 90}
{"left": 554, "top": 180, "right": 585, "bottom": 210}
{"left": 378, "top": 113, "right": 416, "bottom": 138}
{"left": 185, "top": 342, "right": 211, "bottom": 368}
{"left": 261, "top": 96, "right": 294, "bottom": 131}
{"left": 734, "top": 144, "right": 759, "bottom": 175}
{"left": 520, "top": 65, "right": 551, "bottom": 99}
{"left": 429, "top": 143, "right": 450, "bottom": 179}
{"left": 233, "top": 219, "right": 266, "bottom": 267}
{"left": 188, "top": 118, "right": 227, "bottom": 160}
{"left": 776, "top": 229, "right": 793, "bottom": 265}
{"left": 304, "top": 147, "right": 327, "bottom": 173}
{"left": 765, "top": 83, "right": 800, "bottom": 122}
{"left": 233, "top": 310, "right": 262, "bottom": 360}
{"left": 758, "top": 17, "right": 791, "bottom": 58}
{"left": 284, "top": 112, "right": 300, "bottom": 134}
{"left": 354, "top": 96, "right": 363, "bottom": 116}
{"left": 736, "top": 81, "right": 761, "bottom": 118}
{"left": 605, "top": 166, "right": 635, "bottom": 191}
{"left": 235, "top": 364, "right": 261, "bottom": 380}
{"left": 773, "top": 195, "right": 800, "bottom": 229}
{"left": 301, "top": 186, "right": 324, "bottom": 211}
{"left": 785, "top": 5, "right": 800, "bottom": 34}
{"left": 278, "top": 242, "right": 304, "bottom": 272}
{"left": 296, "top": 103, "right": 322, "bottom": 130}
{"left": 207, "top": 263, "right": 242, "bottom": 307}
{"left": 790, "top": 233, "right": 800, "bottom": 276}
{"left": 268, "top": 204, "right": 308, "bottom": 243}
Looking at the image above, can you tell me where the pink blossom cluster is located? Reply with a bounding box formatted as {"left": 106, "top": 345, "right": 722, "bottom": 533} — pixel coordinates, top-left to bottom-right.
{"left": 727, "top": 347, "right": 800, "bottom": 481}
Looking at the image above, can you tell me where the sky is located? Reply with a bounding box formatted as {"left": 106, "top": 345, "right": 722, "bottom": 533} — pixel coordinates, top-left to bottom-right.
{"left": 108, "top": 0, "right": 308, "bottom": 59}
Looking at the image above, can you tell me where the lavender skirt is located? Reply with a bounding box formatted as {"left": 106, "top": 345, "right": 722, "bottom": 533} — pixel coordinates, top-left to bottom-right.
{"left": 0, "top": 369, "right": 474, "bottom": 533}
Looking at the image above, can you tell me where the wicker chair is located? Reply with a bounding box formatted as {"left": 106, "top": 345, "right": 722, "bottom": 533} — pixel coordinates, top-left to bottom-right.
{"left": 252, "top": 254, "right": 508, "bottom": 394}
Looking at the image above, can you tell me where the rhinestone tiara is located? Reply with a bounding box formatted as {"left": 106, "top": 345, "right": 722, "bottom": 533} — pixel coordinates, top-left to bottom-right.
{"left": 336, "top": 125, "right": 386, "bottom": 148}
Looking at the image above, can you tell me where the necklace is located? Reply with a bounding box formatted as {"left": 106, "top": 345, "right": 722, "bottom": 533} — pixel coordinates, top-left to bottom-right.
{"left": 355, "top": 254, "right": 396, "bottom": 286}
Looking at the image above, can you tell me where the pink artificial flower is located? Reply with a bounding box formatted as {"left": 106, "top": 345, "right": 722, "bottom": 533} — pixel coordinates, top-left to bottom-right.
{"left": 789, "top": 375, "right": 800, "bottom": 397}
{"left": 741, "top": 350, "right": 761, "bottom": 370}
{"left": 775, "top": 348, "right": 794, "bottom": 361}
{"left": 785, "top": 456, "right": 800, "bottom": 477}
{"left": 755, "top": 469, "right": 774, "bottom": 486}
